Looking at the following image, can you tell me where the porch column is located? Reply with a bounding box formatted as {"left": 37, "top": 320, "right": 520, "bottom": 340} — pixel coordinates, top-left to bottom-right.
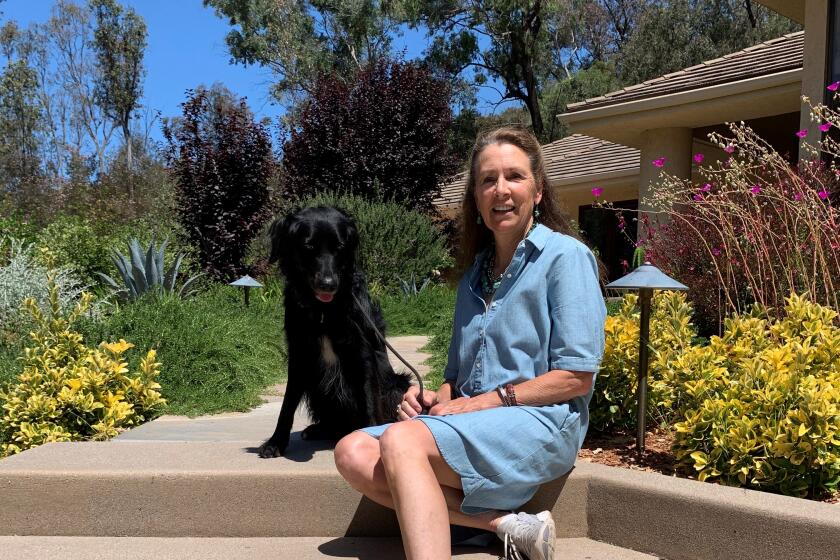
{"left": 637, "top": 127, "right": 693, "bottom": 231}
{"left": 799, "top": 0, "right": 830, "bottom": 159}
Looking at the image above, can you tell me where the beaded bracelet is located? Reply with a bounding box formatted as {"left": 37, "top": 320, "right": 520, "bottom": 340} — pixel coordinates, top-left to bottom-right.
{"left": 504, "top": 383, "right": 518, "bottom": 406}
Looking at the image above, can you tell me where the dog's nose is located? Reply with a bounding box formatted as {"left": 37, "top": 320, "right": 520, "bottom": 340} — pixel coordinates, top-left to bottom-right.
{"left": 317, "top": 277, "right": 337, "bottom": 292}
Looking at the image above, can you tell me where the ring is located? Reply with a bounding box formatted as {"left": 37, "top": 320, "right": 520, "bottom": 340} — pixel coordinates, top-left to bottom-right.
{"left": 396, "top": 404, "right": 402, "bottom": 413}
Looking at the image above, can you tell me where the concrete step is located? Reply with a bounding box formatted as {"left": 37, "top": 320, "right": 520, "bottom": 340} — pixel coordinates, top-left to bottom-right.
{"left": 0, "top": 536, "right": 661, "bottom": 560}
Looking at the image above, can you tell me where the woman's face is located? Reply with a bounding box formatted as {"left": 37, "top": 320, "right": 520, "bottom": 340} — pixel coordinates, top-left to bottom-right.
{"left": 474, "top": 142, "right": 542, "bottom": 242}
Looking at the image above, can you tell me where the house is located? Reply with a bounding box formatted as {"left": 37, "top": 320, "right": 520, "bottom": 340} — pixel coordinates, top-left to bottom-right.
{"left": 435, "top": 1, "right": 831, "bottom": 280}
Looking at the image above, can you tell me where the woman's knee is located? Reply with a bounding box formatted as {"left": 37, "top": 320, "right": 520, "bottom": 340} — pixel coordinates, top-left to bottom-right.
{"left": 334, "top": 432, "right": 380, "bottom": 484}
{"left": 379, "top": 421, "right": 432, "bottom": 468}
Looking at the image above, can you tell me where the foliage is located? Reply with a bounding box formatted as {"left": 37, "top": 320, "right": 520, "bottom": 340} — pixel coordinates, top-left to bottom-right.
{"left": 91, "top": 0, "right": 147, "bottom": 183}
{"left": 0, "top": 238, "right": 101, "bottom": 347}
{"left": 75, "top": 283, "right": 286, "bottom": 416}
{"left": 0, "top": 213, "right": 37, "bottom": 244}
{"left": 203, "top": 0, "right": 397, "bottom": 107}
{"left": 670, "top": 295, "right": 840, "bottom": 498}
{"left": 592, "top": 291, "right": 697, "bottom": 433}
{"left": 281, "top": 58, "right": 458, "bottom": 210}
{"left": 0, "top": 24, "right": 43, "bottom": 188}
{"left": 0, "top": 274, "right": 165, "bottom": 457}
{"left": 297, "top": 192, "right": 453, "bottom": 290}
{"left": 378, "top": 284, "right": 456, "bottom": 336}
{"left": 639, "top": 116, "right": 839, "bottom": 335}
{"left": 164, "top": 85, "right": 274, "bottom": 281}
{"left": 418, "top": 297, "right": 455, "bottom": 392}
{"left": 617, "top": 0, "right": 799, "bottom": 85}
{"left": 34, "top": 215, "right": 116, "bottom": 285}
{"left": 95, "top": 237, "right": 202, "bottom": 300}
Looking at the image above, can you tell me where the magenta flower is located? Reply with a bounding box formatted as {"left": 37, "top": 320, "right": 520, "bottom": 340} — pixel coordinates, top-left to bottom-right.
{"left": 591, "top": 187, "right": 603, "bottom": 198}
{"left": 818, "top": 190, "right": 829, "bottom": 199}
{"left": 693, "top": 153, "right": 704, "bottom": 164}
{"left": 750, "top": 185, "right": 761, "bottom": 195}
{"left": 820, "top": 122, "right": 832, "bottom": 133}
{"left": 793, "top": 193, "right": 802, "bottom": 201}
{"left": 711, "top": 247, "right": 721, "bottom": 256}
{"left": 796, "top": 129, "right": 809, "bottom": 138}
{"left": 828, "top": 81, "right": 840, "bottom": 92}
{"left": 724, "top": 144, "right": 736, "bottom": 154}
{"left": 652, "top": 157, "right": 666, "bottom": 168}
{"left": 700, "top": 183, "right": 712, "bottom": 192}
{"left": 692, "top": 194, "right": 703, "bottom": 201}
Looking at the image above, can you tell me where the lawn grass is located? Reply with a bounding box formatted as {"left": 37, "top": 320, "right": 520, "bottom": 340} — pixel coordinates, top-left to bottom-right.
{"left": 75, "top": 282, "right": 286, "bottom": 416}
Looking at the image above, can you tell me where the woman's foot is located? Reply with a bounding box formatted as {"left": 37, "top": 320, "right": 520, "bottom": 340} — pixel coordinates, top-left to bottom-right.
{"left": 495, "top": 510, "right": 555, "bottom": 560}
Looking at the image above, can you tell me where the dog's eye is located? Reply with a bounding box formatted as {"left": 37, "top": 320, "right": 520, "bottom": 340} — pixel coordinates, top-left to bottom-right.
{"left": 303, "top": 243, "right": 315, "bottom": 251}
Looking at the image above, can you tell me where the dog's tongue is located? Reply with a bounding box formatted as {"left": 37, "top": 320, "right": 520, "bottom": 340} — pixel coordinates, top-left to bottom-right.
{"left": 315, "top": 291, "right": 334, "bottom": 303}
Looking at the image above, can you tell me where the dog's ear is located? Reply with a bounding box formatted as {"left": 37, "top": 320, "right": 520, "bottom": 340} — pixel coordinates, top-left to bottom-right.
{"left": 267, "top": 215, "right": 289, "bottom": 265}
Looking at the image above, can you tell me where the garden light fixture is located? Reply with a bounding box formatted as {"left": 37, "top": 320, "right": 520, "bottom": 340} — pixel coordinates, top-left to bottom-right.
{"left": 229, "top": 275, "right": 263, "bottom": 307}
{"left": 606, "top": 262, "right": 687, "bottom": 453}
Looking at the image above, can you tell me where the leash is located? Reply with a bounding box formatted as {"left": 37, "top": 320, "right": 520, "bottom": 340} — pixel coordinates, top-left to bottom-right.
{"left": 351, "top": 293, "right": 427, "bottom": 411}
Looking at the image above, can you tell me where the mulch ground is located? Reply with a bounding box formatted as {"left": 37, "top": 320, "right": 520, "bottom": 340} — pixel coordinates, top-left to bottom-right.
{"left": 577, "top": 428, "right": 839, "bottom": 505}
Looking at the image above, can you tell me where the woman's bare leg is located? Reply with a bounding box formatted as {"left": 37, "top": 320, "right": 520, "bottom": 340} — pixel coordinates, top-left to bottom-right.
{"left": 334, "top": 425, "right": 508, "bottom": 559}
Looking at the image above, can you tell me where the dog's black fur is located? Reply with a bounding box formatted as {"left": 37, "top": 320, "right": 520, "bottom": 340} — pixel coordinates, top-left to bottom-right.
{"left": 259, "top": 206, "right": 411, "bottom": 458}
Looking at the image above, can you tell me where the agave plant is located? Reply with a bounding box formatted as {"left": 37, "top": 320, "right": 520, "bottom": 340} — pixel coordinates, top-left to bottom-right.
{"left": 96, "top": 237, "right": 202, "bottom": 300}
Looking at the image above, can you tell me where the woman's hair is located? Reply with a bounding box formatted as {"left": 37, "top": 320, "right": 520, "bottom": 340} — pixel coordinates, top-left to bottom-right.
{"left": 456, "top": 126, "right": 585, "bottom": 274}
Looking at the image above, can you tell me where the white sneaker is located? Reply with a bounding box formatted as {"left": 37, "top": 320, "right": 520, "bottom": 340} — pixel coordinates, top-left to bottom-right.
{"left": 495, "top": 510, "right": 555, "bottom": 560}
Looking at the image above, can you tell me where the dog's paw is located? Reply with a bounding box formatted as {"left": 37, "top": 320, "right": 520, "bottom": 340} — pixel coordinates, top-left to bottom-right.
{"left": 258, "top": 439, "right": 288, "bottom": 458}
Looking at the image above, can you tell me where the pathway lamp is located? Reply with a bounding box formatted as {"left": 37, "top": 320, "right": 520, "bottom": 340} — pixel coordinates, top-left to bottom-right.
{"left": 229, "top": 275, "right": 263, "bottom": 307}
{"left": 605, "top": 262, "right": 687, "bottom": 453}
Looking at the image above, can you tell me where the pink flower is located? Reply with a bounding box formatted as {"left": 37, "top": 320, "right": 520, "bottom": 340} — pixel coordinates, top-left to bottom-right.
{"left": 692, "top": 194, "right": 703, "bottom": 201}
{"left": 793, "top": 193, "right": 802, "bottom": 201}
{"left": 750, "top": 185, "right": 761, "bottom": 195}
{"left": 652, "top": 157, "right": 666, "bottom": 168}
{"left": 591, "top": 187, "right": 603, "bottom": 198}
{"left": 693, "top": 153, "right": 704, "bottom": 164}
{"left": 796, "top": 129, "right": 809, "bottom": 138}
{"left": 828, "top": 81, "right": 840, "bottom": 92}
{"left": 724, "top": 145, "right": 736, "bottom": 154}
{"left": 711, "top": 247, "right": 721, "bottom": 256}
{"left": 820, "top": 122, "right": 832, "bottom": 133}
{"left": 700, "top": 183, "right": 712, "bottom": 192}
{"left": 818, "top": 190, "right": 829, "bottom": 199}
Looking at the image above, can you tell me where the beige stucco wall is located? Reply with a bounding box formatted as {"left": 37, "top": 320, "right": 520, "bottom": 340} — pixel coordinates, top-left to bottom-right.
{"left": 800, "top": 0, "right": 830, "bottom": 157}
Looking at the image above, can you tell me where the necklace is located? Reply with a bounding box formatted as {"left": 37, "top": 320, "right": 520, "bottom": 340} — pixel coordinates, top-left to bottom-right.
{"left": 481, "top": 221, "right": 538, "bottom": 298}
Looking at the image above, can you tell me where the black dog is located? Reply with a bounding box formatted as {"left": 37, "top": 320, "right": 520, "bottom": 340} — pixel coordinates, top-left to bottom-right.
{"left": 259, "top": 206, "right": 411, "bottom": 458}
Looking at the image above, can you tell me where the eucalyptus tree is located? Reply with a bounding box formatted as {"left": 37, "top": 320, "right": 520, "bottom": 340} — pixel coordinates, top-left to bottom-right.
{"left": 90, "top": 0, "right": 146, "bottom": 199}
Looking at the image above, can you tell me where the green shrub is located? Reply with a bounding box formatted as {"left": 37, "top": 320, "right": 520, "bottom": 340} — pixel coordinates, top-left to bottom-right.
{"left": 0, "top": 277, "right": 165, "bottom": 457}
{"left": 76, "top": 282, "right": 286, "bottom": 416}
{"left": 0, "top": 238, "right": 103, "bottom": 346}
{"left": 379, "top": 285, "right": 456, "bottom": 336}
{"left": 0, "top": 214, "right": 37, "bottom": 245}
{"left": 297, "top": 192, "right": 453, "bottom": 291}
{"left": 593, "top": 291, "right": 697, "bottom": 433}
{"left": 34, "top": 216, "right": 116, "bottom": 285}
{"left": 671, "top": 294, "right": 840, "bottom": 498}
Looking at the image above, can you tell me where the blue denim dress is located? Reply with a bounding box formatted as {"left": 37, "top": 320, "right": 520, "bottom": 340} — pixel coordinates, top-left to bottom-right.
{"left": 362, "top": 224, "right": 606, "bottom": 514}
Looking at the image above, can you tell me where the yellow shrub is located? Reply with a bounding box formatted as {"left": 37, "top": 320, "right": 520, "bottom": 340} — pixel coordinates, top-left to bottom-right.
{"left": 0, "top": 275, "right": 165, "bottom": 457}
{"left": 672, "top": 294, "right": 840, "bottom": 497}
{"left": 593, "top": 290, "right": 697, "bottom": 432}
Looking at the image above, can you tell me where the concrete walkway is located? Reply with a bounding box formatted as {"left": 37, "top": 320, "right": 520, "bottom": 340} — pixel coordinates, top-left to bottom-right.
{"left": 115, "top": 335, "right": 431, "bottom": 443}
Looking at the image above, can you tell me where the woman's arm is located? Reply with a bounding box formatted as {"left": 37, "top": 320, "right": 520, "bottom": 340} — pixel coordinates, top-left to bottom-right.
{"left": 428, "top": 369, "right": 593, "bottom": 416}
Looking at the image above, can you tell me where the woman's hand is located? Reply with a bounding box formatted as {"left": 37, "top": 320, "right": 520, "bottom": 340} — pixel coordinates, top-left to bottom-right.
{"left": 396, "top": 384, "right": 438, "bottom": 421}
{"left": 429, "top": 391, "right": 498, "bottom": 416}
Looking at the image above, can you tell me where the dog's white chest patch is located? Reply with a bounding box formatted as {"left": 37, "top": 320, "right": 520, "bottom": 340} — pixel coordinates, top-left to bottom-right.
{"left": 320, "top": 336, "right": 338, "bottom": 366}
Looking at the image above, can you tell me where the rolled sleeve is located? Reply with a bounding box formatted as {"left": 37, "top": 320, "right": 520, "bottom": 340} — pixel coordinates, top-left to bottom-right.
{"left": 548, "top": 245, "right": 606, "bottom": 373}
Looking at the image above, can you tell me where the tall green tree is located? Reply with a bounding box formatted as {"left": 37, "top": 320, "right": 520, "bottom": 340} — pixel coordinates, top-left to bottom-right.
{"left": 203, "top": 0, "right": 397, "bottom": 107}
{"left": 90, "top": 0, "right": 146, "bottom": 200}
{"left": 0, "top": 21, "right": 42, "bottom": 189}
{"left": 616, "top": 0, "right": 799, "bottom": 85}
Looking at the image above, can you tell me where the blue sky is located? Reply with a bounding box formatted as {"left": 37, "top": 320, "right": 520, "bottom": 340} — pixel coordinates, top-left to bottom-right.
{"left": 5, "top": 1, "right": 514, "bottom": 143}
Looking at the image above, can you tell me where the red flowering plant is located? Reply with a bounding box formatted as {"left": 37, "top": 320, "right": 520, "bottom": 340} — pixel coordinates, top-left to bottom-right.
{"left": 637, "top": 107, "right": 840, "bottom": 335}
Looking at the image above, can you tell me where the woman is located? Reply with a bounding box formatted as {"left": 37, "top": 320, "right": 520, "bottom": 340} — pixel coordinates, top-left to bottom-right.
{"left": 334, "top": 126, "right": 606, "bottom": 560}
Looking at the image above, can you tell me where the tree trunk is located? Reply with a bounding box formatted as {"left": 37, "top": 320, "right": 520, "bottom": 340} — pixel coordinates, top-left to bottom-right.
{"left": 124, "top": 121, "right": 134, "bottom": 202}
